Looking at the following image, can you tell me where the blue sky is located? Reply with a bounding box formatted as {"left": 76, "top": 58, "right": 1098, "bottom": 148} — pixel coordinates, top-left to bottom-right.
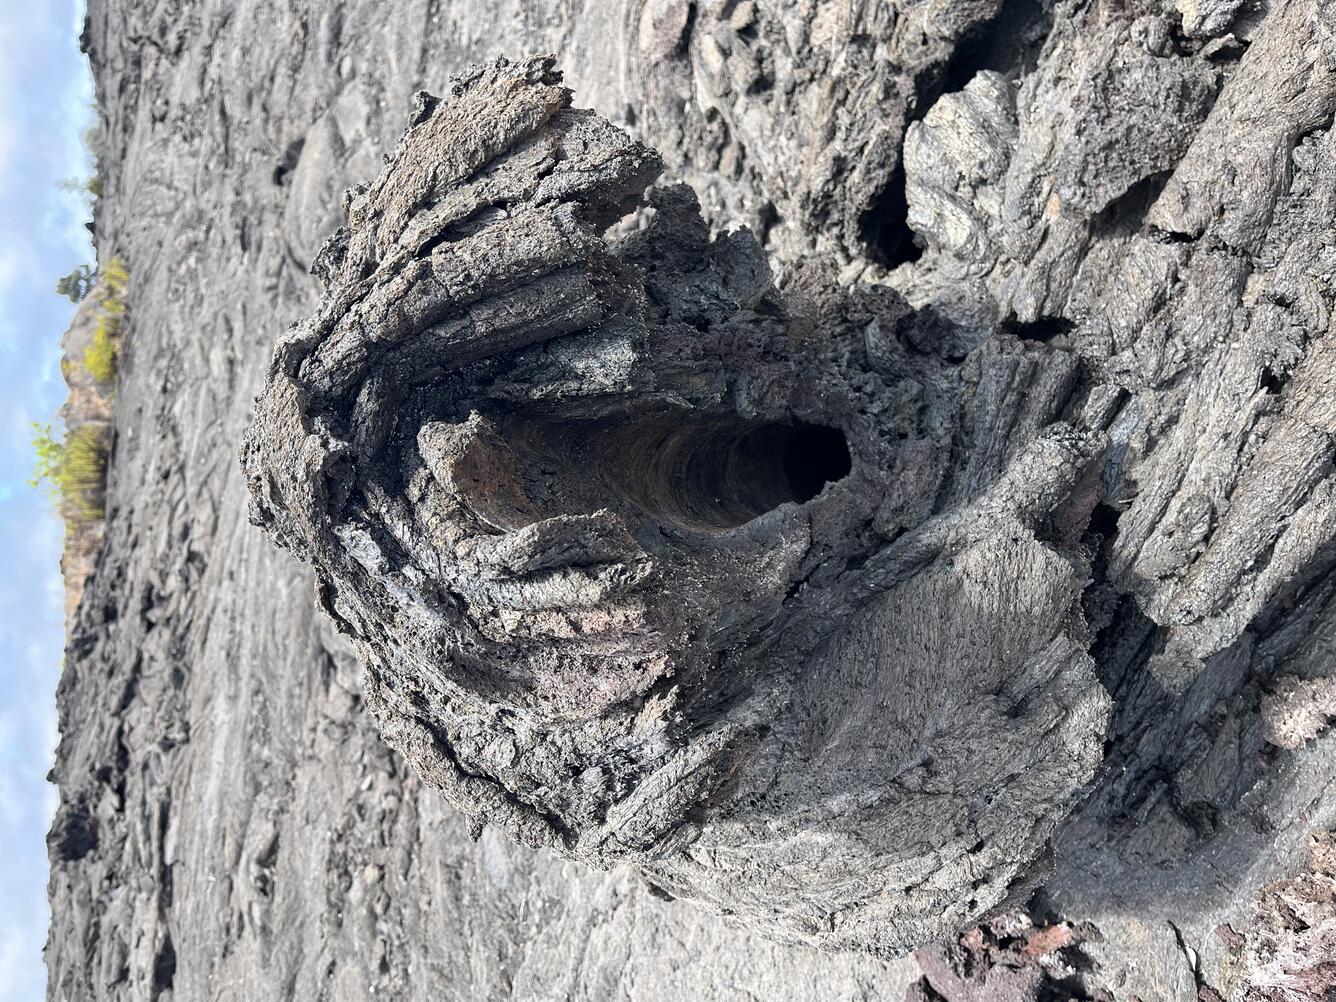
{"left": 0, "top": 1, "right": 94, "bottom": 998}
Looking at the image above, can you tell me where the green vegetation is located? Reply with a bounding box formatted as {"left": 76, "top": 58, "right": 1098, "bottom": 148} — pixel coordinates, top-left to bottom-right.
{"left": 56, "top": 264, "right": 95, "bottom": 303}
{"left": 81, "top": 257, "right": 129, "bottom": 383}
{"left": 58, "top": 175, "right": 100, "bottom": 195}
{"left": 84, "top": 323, "right": 117, "bottom": 382}
{"left": 56, "top": 175, "right": 101, "bottom": 220}
{"left": 101, "top": 255, "right": 128, "bottom": 292}
{"left": 30, "top": 423, "right": 108, "bottom": 521}
{"left": 57, "top": 126, "right": 103, "bottom": 223}
{"left": 37, "top": 255, "right": 128, "bottom": 525}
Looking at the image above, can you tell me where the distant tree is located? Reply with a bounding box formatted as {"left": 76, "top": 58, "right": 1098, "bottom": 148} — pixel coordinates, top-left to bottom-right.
{"left": 56, "top": 264, "right": 95, "bottom": 303}
{"left": 57, "top": 176, "right": 100, "bottom": 197}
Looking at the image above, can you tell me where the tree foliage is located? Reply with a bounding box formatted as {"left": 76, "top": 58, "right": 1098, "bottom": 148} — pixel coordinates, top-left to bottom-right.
{"left": 30, "top": 423, "right": 107, "bottom": 521}
{"left": 56, "top": 265, "right": 95, "bottom": 304}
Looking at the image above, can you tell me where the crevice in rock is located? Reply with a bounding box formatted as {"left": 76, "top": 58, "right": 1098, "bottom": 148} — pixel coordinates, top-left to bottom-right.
{"left": 860, "top": 0, "right": 1058, "bottom": 267}
{"left": 931, "top": 0, "right": 1058, "bottom": 98}
{"left": 151, "top": 935, "right": 175, "bottom": 998}
{"left": 48, "top": 801, "right": 98, "bottom": 863}
{"left": 1091, "top": 603, "right": 1162, "bottom": 747}
{"left": 1001, "top": 316, "right": 1076, "bottom": 345}
{"left": 273, "top": 137, "right": 305, "bottom": 186}
{"left": 780, "top": 423, "right": 853, "bottom": 505}
{"left": 857, "top": 165, "right": 921, "bottom": 269}
{"left": 1093, "top": 170, "right": 1173, "bottom": 237}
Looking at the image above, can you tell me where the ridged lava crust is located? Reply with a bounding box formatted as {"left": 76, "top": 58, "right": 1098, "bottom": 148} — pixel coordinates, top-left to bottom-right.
{"left": 242, "top": 56, "right": 1113, "bottom": 954}
{"left": 51, "top": 0, "right": 1336, "bottom": 995}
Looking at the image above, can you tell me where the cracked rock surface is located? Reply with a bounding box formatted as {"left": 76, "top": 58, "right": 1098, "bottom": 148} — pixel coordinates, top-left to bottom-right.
{"left": 49, "top": 0, "right": 1336, "bottom": 1000}
{"left": 243, "top": 55, "right": 1112, "bottom": 954}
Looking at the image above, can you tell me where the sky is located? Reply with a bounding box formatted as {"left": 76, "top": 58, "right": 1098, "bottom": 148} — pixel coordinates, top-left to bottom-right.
{"left": 0, "top": 1, "right": 94, "bottom": 999}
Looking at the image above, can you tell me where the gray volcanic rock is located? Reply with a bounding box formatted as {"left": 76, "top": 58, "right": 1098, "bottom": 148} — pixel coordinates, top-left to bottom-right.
{"left": 1238, "top": 831, "right": 1336, "bottom": 1001}
{"left": 47, "top": 0, "right": 1336, "bottom": 1000}
{"left": 241, "top": 55, "right": 1112, "bottom": 955}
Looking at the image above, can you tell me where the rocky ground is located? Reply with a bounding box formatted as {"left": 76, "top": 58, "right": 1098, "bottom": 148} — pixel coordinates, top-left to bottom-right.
{"left": 46, "top": 1, "right": 1335, "bottom": 1000}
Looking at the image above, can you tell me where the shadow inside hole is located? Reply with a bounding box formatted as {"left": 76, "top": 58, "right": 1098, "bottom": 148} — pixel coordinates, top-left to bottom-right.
{"left": 782, "top": 425, "right": 853, "bottom": 504}
{"left": 1001, "top": 315, "right": 1075, "bottom": 344}
{"left": 504, "top": 414, "right": 853, "bottom": 532}
{"left": 857, "top": 166, "right": 923, "bottom": 269}
{"left": 605, "top": 417, "right": 852, "bottom": 530}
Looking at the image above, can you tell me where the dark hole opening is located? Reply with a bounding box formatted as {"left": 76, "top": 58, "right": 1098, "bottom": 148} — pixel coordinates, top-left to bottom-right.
{"left": 486, "top": 414, "right": 854, "bottom": 534}
{"left": 857, "top": 166, "right": 923, "bottom": 269}
{"left": 1150, "top": 225, "right": 1195, "bottom": 245}
{"left": 1001, "top": 315, "right": 1075, "bottom": 344}
{"left": 644, "top": 419, "right": 852, "bottom": 529}
{"left": 929, "top": 0, "right": 1056, "bottom": 99}
{"left": 589, "top": 417, "right": 853, "bottom": 531}
{"left": 1088, "top": 502, "right": 1121, "bottom": 543}
{"left": 782, "top": 424, "right": 853, "bottom": 503}
{"left": 1260, "top": 367, "right": 1284, "bottom": 394}
{"left": 1204, "top": 36, "right": 1250, "bottom": 62}
{"left": 152, "top": 936, "right": 177, "bottom": 994}
{"left": 273, "top": 138, "right": 305, "bottom": 187}
{"left": 50, "top": 805, "right": 98, "bottom": 862}
{"left": 858, "top": 0, "right": 1058, "bottom": 271}
{"left": 1093, "top": 171, "right": 1172, "bottom": 237}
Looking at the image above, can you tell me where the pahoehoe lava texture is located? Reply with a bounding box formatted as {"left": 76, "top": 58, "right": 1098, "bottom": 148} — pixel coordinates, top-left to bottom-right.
{"left": 50, "top": 0, "right": 1336, "bottom": 996}
{"left": 242, "top": 56, "right": 1113, "bottom": 954}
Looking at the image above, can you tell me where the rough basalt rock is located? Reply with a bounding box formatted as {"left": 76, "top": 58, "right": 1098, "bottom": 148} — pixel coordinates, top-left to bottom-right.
{"left": 242, "top": 56, "right": 1113, "bottom": 954}
{"left": 48, "top": 0, "right": 1336, "bottom": 998}
{"left": 1238, "top": 831, "right": 1336, "bottom": 1002}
